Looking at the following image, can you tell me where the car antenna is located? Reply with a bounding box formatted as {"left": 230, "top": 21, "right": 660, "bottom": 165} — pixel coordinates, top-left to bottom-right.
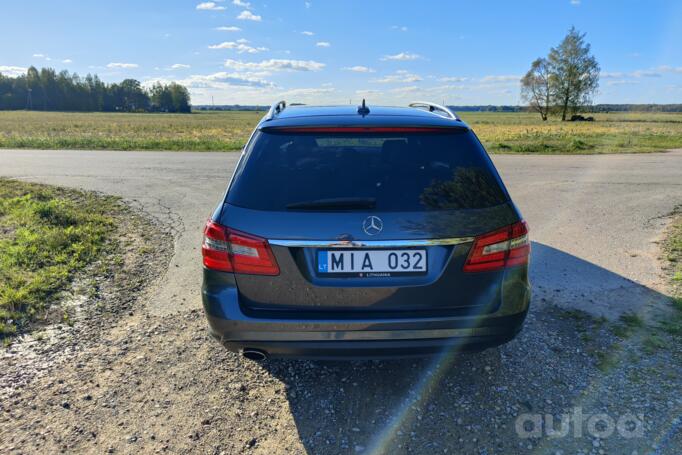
{"left": 357, "top": 98, "right": 370, "bottom": 116}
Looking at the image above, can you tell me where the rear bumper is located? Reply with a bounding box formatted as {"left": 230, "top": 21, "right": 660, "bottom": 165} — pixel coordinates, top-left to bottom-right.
{"left": 202, "top": 271, "right": 530, "bottom": 359}
{"left": 206, "top": 313, "right": 525, "bottom": 359}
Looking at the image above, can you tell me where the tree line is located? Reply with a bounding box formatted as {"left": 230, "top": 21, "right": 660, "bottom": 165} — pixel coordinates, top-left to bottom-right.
{"left": 0, "top": 66, "right": 191, "bottom": 113}
{"left": 521, "top": 27, "right": 600, "bottom": 121}
{"left": 589, "top": 104, "right": 682, "bottom": 113}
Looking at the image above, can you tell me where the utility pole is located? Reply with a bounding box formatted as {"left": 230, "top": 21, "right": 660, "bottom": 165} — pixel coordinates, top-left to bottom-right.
{"left": 26, "top": 88, "right": 33, "bottom": 110}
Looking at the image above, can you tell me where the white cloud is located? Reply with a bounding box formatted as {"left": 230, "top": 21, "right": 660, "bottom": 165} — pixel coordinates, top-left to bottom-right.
{"left": 602, "top": 67, "right": 671, "bottom": 79}
{"left": 185, "top": 71, "right": 275, "bottom": 88}
{"left": 301, "top": 31, "right": 314, "bottom": 36}
{"left": 143, "top": 77, "right": 276, "bottom": 108}
{"left": 606, "top": 79, "right": 639, "bottom": 86}
{"left": 305, "top": 1, "right": 312, "bottom": 8}
{"left": 355, "top": 89, "right": 381, "bottom": 96}
{"left": 658, "top": 65, "right": 682, "bottom": 74}
{"left": 224, "top": 58, "right": 325, "bottom": 72}
{"left": 342, "top": 66, "right": 376, "bottom": 73}
{"left": 439, "top": 76, "right": 468, "bottom": 82}
{"left": 391, "top": 25, "right": 408, "bottom": 32}
{"left": 209, "top": 41, "right": 268, "bottom": 53}
{"left": 216, "top": 26, "right": 241, "bottom": 31}
{"left": 107, "top": 62, "right": 139, "bottom": 69}
{"left": 148, "top": 74, "right": 341, "bottom": 105}
{"left": 570, "top": 0, "right": 581, "bottom": 5}
{"left": 316, "top": 41, "right": 331, "bottom": 48}
{"left": 32, "top": 53, "right": 46, "bottom": 58}
{"left": 62, "top": 59, "right": 73, "bottom": 64}
{"left": 372, "top": 70, "right": 422, "bottom": 83}
{"left": 425, "top": 84, "right": 467, "bottom": 92}
{"left": 197, "top": 2, "right": 226, "bottom": 11}
{"left": 381, "top": 52, "right": 422, "bottom": 61}
{"left": 237, "top": 10, "right": 261, "bottom": 21}
{"left": 480, "top": 75, "right": 520, "bottom": 83}
{"left": 197, "top": 2, "right": 225, "bottom": 10}
{"left": 630, "top": 69, "right": 661, "bottom": 78}
{"left": 0, "top": 65, "right": 27, "bottom": 77}
{"left": 170, "top": 63, "right": 191, "bottom": 69}
{"left": 279, "top": 87, "right": 335, "bottom": 97}
{"left": 389, "top": 85, "right": 420, "bottom": 94}
{"left": 233, "top": 0, "right": 251, "bottom": 7}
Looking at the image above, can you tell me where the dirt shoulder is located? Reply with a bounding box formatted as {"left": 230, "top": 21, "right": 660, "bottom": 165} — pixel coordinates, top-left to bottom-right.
{"left": 0, "top": 185, "right": 175, "bottom": 453}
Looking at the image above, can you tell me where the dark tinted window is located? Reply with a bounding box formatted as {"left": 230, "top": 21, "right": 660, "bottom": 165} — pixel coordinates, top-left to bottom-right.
{"left": 227, "top": 130, "right": 508, "bottom": 212}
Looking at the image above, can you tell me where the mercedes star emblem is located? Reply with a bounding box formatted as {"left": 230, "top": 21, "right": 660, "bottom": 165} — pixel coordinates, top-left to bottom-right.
{"left": 362, "top": 216, "right": 383, "bottom": 236}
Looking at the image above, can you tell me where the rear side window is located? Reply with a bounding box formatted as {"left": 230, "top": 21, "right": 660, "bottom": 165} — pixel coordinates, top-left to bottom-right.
{"left": 227, "top": 130, "right": 508, "bottom": 212}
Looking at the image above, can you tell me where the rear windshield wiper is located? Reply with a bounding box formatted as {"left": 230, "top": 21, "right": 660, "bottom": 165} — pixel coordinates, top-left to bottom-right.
{"left": 286, "top": 197, "right": 376, "bottom": 211}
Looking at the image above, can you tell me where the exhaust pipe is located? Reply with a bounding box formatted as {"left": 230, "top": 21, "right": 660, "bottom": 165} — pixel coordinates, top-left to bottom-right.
{"left": 242, "top": 348, "right": 268, "bottom": 361}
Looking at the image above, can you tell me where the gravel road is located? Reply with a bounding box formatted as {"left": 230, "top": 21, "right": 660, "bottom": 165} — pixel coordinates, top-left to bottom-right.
{"left": 1, "top": 149, "right": 682, "bottom": 454}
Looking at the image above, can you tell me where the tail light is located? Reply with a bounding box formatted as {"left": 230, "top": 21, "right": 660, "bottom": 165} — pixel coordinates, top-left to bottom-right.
{"left": 202, "top": 220, "right": 280, "bottom": 275}
{"left": 463, "top": 220, "right": 530, "bottom": 273}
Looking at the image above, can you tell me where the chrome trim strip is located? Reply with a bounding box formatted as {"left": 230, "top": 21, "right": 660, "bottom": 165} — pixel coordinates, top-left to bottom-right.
{"left": 225, "top": 326, "right": 500, "bottom": 341}
{"left": 268, "top": 237, "right": 474, "bottom": 248}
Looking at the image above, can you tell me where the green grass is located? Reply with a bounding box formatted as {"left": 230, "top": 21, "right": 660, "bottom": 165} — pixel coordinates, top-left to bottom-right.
{"left": 661, "top": 213, "right": 682, "bottom": 338}
{"left": 0, "top": 178, "right": 119, "bottom": 338}
{"left": 642, "top": 333, "right": 668, "bottom": 354}
{"left": 1, "top": 110, "right": 682, "bottom": 153}
{"left": 611, "top": 312, "right": 645, "bottom": 338}
{"left": 595, "top": 350, "right": 618, "bottom": 372}
{"left": 559, "top": 308, "right": 593, "bottom": 321}
{"left": 660, "top": 297, "right": 682, "bottom": 337}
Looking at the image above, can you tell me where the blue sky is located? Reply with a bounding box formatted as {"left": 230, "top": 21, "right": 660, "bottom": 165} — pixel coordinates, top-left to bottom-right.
{"left": 2, "top": 0, "right": 682, "bottom": 105}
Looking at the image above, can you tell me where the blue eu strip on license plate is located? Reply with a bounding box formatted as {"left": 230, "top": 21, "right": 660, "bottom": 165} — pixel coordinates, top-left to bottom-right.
{"left": 318, "top": 250, "right": 329, "bottom": 272}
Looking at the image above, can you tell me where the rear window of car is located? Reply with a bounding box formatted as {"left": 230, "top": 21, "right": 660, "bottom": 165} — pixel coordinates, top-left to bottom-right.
{"left": 227, "top": 129, "right": 508, "bottom": 212}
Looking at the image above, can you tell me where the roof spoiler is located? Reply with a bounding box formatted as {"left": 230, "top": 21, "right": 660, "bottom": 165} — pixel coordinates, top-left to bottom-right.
{"left": 409, "top": 101, "right": 459, "bottom": 120}
{"left": 264, "top": 100, "right": 287, "bottom": 121}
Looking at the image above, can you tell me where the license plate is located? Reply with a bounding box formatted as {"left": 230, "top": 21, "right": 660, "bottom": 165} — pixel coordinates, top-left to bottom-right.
{"left": 317, "top": 249, "right": 427, "bottom": 277}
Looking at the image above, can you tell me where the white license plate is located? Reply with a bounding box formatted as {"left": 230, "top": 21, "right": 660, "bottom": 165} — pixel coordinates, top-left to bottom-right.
{"left": 317, "top": 249, "right": 427, "bottom": 276}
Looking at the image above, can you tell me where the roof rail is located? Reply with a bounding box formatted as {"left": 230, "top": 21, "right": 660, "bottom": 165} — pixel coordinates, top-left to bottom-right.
{"left": 264, "top": 100, "right": 287, "bottom": 121}
{"left": 408, "top": 101, "right": 459, "bottom": 120}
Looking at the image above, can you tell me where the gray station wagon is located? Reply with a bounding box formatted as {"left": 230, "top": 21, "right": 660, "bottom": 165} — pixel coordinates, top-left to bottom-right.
{"left": 202, "top": 100, "right": 530, "bottom": 360}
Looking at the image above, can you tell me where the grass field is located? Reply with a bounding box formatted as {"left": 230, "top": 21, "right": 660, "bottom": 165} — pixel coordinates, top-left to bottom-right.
{"left": 0, "top": 110, "right": 261, "bottom": 152}
{"left": 0, "top": 179, "right": 120, "bottom": 340}
{"left": 1, "top": 110, "right": 682, "bottom": 154}
{"left": 465, "top": 111, "right": 682, "bottom": 154}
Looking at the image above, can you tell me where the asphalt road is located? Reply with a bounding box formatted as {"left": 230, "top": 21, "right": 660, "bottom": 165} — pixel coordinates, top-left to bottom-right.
{"left": 1, "top": 149, "right": 681, "bottom": 318}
